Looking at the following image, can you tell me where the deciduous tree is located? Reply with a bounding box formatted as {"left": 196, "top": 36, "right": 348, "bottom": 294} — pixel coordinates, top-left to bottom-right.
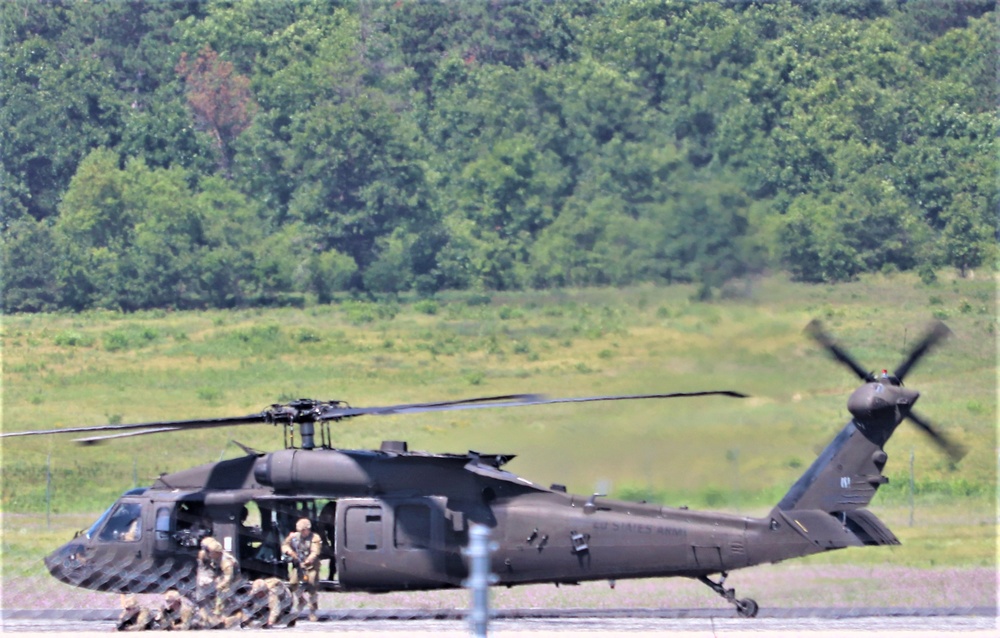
{"left": 176, "top": 46, "right": 257, "bottom": 177}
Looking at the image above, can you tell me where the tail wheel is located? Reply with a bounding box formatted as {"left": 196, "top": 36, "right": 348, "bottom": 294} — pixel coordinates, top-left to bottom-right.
{"left": 736, "top": 598, "right": 758, "bottom": 618}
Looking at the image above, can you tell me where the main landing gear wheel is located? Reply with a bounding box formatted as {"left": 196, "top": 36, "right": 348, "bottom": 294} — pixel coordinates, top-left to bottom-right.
{"left": 697, "top": 572, "right": 759, "bottom": 618}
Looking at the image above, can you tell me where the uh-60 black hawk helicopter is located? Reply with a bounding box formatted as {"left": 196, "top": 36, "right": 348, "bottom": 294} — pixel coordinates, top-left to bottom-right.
{"left": 3, "top": 320, "right": 964, "bottom": 618}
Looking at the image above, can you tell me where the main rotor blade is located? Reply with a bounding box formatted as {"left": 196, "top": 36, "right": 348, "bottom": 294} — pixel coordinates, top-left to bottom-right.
{"left": 805, "top": 320, "right": 872, "bottom": 381}
{"left": 318, "top": 394, "right": 544, "bottom": 419}
{"left": 3, "top": 391, "right": 748, "bottom": 443}
{"left": 74, "top": 427, "right": 185, "bottom": 445}
{"left": 0, "top": 414, "right": 267, "bottom": 439}
{"left": 323, "top": 390, "right": 748, "bottom": 418}
{"left": 893, "top": 321, "right": 952, "bottom": 383}
{"left": 908, "top": 410, "right": 966, "bottom": 462}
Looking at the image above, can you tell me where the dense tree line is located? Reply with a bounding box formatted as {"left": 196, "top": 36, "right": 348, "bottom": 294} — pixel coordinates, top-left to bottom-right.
{"left": 2, "top": 0, "right": 996, "bottom": 312}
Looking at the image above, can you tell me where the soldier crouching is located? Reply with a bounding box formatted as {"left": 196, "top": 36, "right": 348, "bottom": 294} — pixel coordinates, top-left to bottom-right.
{"left": 243, "top": 578, "right": 296, "bottom": 629}
{"left": 117, "top": 595, "right": 157, "bottom": 632}
{"left": 196, "top": 536, "right": 244, "bottom": 629}
{"left": 156, "top": 589, "right": 196, "bottom": 631}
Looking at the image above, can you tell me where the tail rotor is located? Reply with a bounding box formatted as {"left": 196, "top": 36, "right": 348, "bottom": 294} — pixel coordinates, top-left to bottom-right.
{"left": 805, "top": 320, "right": 965, "bottom": 462}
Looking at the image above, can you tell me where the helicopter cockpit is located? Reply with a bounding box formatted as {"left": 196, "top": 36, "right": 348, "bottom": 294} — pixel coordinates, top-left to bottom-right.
{"left": 47, "top": 488, "right": 165, "bottom": 593}
{"left": 81, "top": 488, "right": 147, "bottom": 541}
{"left": 46, "top": 485, "right": 344, "bottom": 595}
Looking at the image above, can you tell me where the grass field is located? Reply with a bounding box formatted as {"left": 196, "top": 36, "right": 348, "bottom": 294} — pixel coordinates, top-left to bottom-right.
{"left": 1, "top": 272, "right": 996, "bottom": 602}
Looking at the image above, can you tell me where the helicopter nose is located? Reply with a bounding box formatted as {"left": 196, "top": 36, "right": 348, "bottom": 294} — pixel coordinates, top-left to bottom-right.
{"left": 44, "top": 541, "right": 90, "bottom": 587}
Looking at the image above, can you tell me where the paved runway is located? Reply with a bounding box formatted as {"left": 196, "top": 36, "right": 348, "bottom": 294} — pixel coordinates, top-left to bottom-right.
{"left": 2, "top": 609, "right": 996, "bottom": 637}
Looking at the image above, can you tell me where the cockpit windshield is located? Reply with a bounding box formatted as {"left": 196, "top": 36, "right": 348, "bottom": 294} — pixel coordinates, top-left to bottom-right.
{"left": 98, "top": 502, "right": 143, "bottom": 541}
{"left": 84, "top": 504, "right": 115, "bottom": 540}
{"left": 83, "top": 488, "right": 147, "bottom": 540}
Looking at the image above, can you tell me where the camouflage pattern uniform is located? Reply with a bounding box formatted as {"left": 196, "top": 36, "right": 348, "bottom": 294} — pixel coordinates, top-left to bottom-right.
{"left": 196, "top": 536, "right": 243, "bottom": 628}
{"left": 281, "top": 518, "right": 322, "bottom": 621}
{"left": 154, "top": 590, "right": 196, "bottom": 631}
{"left": 195, "top": 537, "right": 218, "bottom": 609}
{"left": 243, "top": 578, "right": 296, "bottom": 628}
{"left": 116, "top": 595, "right": 155, "bottom": 632}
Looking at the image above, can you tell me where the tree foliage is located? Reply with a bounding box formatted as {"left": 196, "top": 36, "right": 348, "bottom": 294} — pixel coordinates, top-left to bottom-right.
{"left": 2, "top": 0, "right": 996, "bottom": 313}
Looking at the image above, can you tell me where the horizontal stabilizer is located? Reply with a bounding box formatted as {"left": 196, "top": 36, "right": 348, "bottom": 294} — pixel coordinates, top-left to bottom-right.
{"left": 776, "top": 509, "right": 864, "bottom": 550}
{"left": 842, "top": 509, "right": 900, "bottom": 546}
{"left": 772, "top": 507, "right": 899, "bottom": 551}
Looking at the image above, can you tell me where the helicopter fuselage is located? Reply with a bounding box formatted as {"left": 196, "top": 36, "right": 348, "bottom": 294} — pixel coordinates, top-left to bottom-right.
{"left": 44, "top": 440, "right": 875, "bottom": 597}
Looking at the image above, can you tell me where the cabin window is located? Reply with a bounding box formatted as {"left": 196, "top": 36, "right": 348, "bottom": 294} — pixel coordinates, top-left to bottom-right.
{"left": 99, "top": 502, "right": 143, "bottom": 542}
{"left": 394, "top": 504, "right": 431, "bottom": 550}
{"left": 345, "top": 506, "right": 382, "bottom": 551}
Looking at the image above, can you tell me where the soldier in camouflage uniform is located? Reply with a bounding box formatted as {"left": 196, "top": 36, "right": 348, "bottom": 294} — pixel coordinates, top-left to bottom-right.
{"left": 281, "top": 518, "right": 322, "bottom": 621}
{"left": 196, "top": 536, "right": 243, "bottom": 628}
{"left": 116, "top": 595, "right": 156, "bottom": 632}
{"left": 195, "top": 536, "right": 218, "bottom": 610}
{"left": 155, "top": 589, "right": 196, "bottom": 631}
{"left": 243, "top": 578, "right": 296, "bottom": 628}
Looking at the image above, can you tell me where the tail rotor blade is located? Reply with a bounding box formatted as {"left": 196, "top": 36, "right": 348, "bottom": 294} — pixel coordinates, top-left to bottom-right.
{"left": 908, "top": 410, "right": 966, "bottom": 462}
{"left": 893, "top": 321, "right": 952, "bottom": 383}
{"left": 805, "top": 320, "right": 872, "bottom": 381}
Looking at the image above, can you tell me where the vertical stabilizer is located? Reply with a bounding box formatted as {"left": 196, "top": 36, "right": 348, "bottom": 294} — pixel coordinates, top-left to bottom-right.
{"left": 776, "top": 420, "right": 890, "bottom": 513}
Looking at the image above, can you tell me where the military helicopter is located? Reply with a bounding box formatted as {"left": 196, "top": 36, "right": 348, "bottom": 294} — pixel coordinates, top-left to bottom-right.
{"left": 2, "top": 321, "right": 963, "bottom": 618}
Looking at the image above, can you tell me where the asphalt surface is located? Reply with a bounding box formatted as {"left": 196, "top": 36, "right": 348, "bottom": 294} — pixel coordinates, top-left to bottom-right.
{"left": 1, "top": 608, "right": 996, "bottom": 636}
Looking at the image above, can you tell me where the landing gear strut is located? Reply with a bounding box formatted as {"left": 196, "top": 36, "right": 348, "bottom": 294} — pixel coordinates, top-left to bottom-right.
{"left": 698, "top": 572, "right": 759, "bottom": 618}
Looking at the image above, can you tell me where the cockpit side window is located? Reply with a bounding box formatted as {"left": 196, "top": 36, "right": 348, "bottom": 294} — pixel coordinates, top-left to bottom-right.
{"left": 98, "top": 502, "right": 143, "bottom": 542}
{"left": 155, "top": 507, "right": 172, "bottom": 540}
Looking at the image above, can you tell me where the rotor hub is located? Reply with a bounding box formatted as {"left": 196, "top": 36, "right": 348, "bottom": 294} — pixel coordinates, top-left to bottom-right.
{"left": 847, "top": 383, "right": 920, "bottom": 424}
